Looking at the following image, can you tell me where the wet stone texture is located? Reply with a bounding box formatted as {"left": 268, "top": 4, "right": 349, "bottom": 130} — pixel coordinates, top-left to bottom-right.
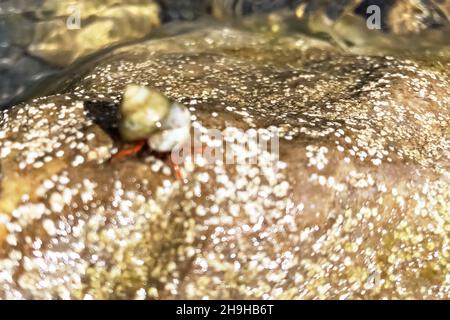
{"left": 0, "top": 28, "right": 449, "bottom": 299}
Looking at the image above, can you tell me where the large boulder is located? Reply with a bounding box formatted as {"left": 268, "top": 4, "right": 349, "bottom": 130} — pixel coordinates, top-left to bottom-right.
{"left": 0, "top": 28, "right": 448, "bottom": 299}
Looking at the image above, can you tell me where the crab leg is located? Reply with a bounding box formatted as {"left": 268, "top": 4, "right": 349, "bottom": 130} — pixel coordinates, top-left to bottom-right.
{"left": 112, "top": 140, "right": 146, "bottom": 160}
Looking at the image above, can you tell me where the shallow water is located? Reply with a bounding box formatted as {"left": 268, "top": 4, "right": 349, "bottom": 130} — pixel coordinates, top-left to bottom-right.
{"left": 1, "top": 1, "right": 449, "bottom": 107}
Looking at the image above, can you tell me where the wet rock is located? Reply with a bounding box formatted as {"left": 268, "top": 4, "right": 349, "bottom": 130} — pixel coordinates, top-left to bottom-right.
{"left": 158, "top": 0, "right": 211, "bottom": 21}
{"left": 0, "top": 28, "right": 449, "bottom": 299}
{"left": 0, "top": 0, "right": 161, "bottom": 107}
{"left": 298, "top": 0, "right": 450, "bottom": 33}
{"left": 28, "top": 3, "right": 160, "bottom": 67}
{"left": 295, "top": 0, "right": 450, "bottom": 54}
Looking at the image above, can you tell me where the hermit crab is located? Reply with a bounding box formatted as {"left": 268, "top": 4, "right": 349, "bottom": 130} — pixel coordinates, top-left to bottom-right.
{"left": 113, "top": 85, "right": 191, "bottom": 179}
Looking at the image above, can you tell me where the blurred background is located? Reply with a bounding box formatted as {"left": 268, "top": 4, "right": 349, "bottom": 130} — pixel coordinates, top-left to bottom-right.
{"left": 0, "top": 0, "right": 449, "bottom": 108}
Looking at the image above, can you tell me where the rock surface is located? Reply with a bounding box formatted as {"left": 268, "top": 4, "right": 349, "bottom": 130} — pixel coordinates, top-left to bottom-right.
{"left": 0, "top": 28, "right": 449, "bottom": 299}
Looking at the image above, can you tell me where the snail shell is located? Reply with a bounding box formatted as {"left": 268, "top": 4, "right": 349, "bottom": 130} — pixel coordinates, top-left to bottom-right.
{"left": 119, "top": 85, "right": 170, "bottom": 141}
{"left": 148, "top": 102, "right": 191, "bottom": 153}
{"left": 119, "top": 85, "right": 191, "bottom": 152}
